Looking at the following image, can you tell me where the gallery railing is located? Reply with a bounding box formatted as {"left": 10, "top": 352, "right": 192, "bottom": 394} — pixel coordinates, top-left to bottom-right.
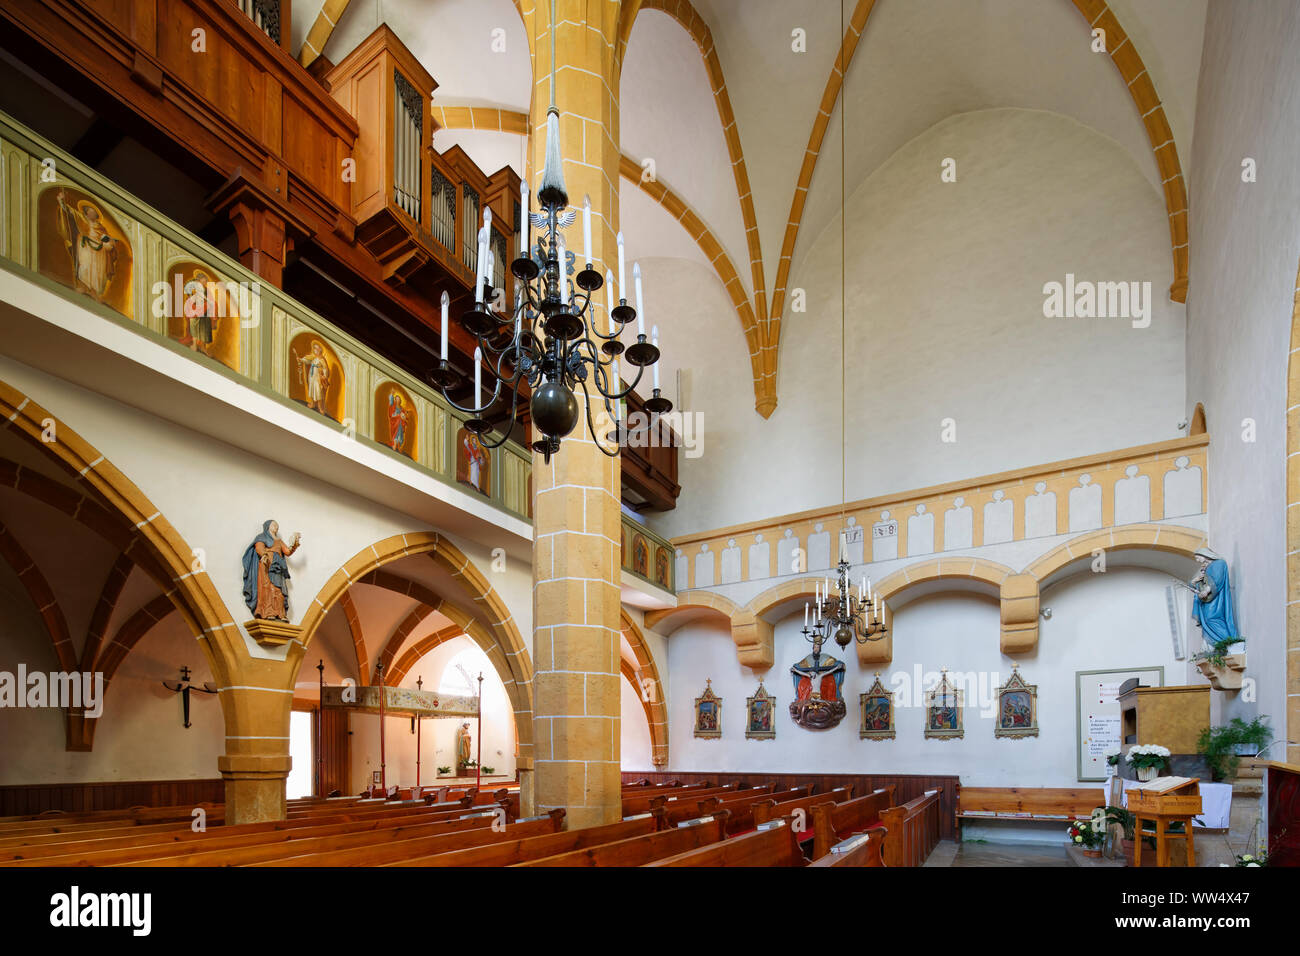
{"left": 671, "top": 434, "right": 1208, "bottom": 590}
{"left": 0, "top": 108, "right": 533, "bottom": 523}
{"left": 622, "top": 516, "right": 675, "bottom": 594}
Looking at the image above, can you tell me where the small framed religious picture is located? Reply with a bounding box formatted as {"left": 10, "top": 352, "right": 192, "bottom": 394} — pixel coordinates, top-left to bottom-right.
{"left": 994, "top": 664, "right": 1039, "bottom": 738}
{"left": 745, "top": 681, "right": 776, "bottom": 740}
{"left": 859, "top": 672, "right": 895, "bottom": 740}
{"left": 694, "top": 679, "right": 722, "bottom": 739}
{"left": 371, "top": 770, "right": 381, "bottom": 786}
{"left": 924, "top": 668, "right": 964, "bottom": 740}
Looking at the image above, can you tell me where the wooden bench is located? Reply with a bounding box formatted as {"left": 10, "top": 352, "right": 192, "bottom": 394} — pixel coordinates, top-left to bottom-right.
{"left": 752, "top": 786, "right": 853, "bottom": 828}
{"left": 8, "top": 803, "right": 511, "bottom": 866}
{"left": 810, "top": 787, "right": 895, "bottom": 860}
{"left": 389, "top": 811, "right": 666, "bottom": 866}
{"left": 698, "top": 785, "right": 809, "bottom": 833}
{"left": 879, "top": 790, "right": 942, "bottom": 866}
{"left": 807, "top": 831, "right": 886, "bottom": 867}
{"left": 517, "top": 811, "right": 731, "bottom": 866}
{"left": 646, "top": 818, "right": 807, "bottom": 867}
{"left": 625, "top": 782, "right": 737, "bottom": 817}
{"left": 954, "top": 786, "right": 1104, "bottom": 838}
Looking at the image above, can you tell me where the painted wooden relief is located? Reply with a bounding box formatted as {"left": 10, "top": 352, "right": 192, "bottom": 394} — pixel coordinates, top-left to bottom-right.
{"left": 995, "top": 665, "right": 1039, "bottom": 738}
{"left": 632, "top": 533, "right": 649, "bottom": 578}
{"left": 693, "top": 679, "right": 721, "bottom": 739}
{"left": 654, "top": 546, "right": 670, "bottom": 589}
{"left": 789, "top": 645, "right": 847, "bottom": 730}
{"left": 859, "top": 672, "right": 896, "bottom": 740}
{"left": 165, "top": 260, "right": 241, "bottom": 371}
{"left": 374, "top": 380, "right": 417, "bottom": 459}
{"left": 456, "top": 426, "right": 491, "bottom": 496}
{"left": 745, "top": 681, "right": 775, "bottom": 740}
{"left": 289, "top": 331, "right": 344, "bottom": 422}
{"left": 39, "top": 186, "right": 133, "bottom": 318}
{"left": 925, "top": 668, "right": 964, "bottom": 740}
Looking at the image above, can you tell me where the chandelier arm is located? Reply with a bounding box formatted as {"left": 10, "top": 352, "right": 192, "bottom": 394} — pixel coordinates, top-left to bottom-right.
{"left": 576, "top": 377, "right": 621, "bottom": 458}
{"left": 439, "top": 376, "right": 506, "bottom": 418}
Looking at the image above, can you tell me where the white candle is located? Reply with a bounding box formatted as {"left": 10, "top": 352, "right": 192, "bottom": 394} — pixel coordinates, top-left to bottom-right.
{"left": 839, "top": 532, "right": 847, "bottom": 562}
{"left": 485, "top": 248, "right": 495, "bottom": 306}
{"left": 612, "top": 359, "right": 620, "bottom": 391}
{"left": 605, "top": 269, "right": 616, "bottom": 334}
{"left": 473, "top": 346, "right": 482, "bottom": 409}
{"left": 583, "top": 195, "right": 592, "bottom": 266}
{"left": 474, "top": 226, "right": 488, "bottom": 304}
{"left": 652, "top": 325, "right": 660, "bottom": 389}
{"left": 520, "top": 179, "right": 530, "bottom": 259}
{"left": 633, "top": 262, "right": 644, "bottom": 336}
{"left": 804, "top": 603, "right": 809, "bottom": 628}
{"left": 617, "top": 231, "right": 626, "bottom": 299}
{"left": 557, "top": 233, "right": 569, "bottom": 304}
{"left": 484, "top": 205, "right": 492, "bottom": 230}
{"left": 440, "top": 291, "right": 449, "bottom": 361}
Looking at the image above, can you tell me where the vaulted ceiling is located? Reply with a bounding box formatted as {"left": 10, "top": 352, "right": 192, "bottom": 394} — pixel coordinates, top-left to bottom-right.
{"left": 293, "top": 0, "right": 1207, "bottom": 415}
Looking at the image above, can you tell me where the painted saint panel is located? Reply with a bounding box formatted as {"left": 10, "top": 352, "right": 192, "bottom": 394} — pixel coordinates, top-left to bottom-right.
{"left": 39, "top": 186, "right": 133, "bottom": 318}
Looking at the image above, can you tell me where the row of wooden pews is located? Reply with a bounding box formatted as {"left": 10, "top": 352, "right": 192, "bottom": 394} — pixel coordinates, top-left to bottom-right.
{"left": 0, "top": 779, "right": 939, "bottom": 867}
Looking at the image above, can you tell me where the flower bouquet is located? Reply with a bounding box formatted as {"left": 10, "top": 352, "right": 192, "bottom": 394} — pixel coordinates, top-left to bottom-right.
{"left": 1125, "top": 744, "right": 1171, "bottom": 781}
{"left": 1067, "top": 818, "right": 1103, "bottom": 856}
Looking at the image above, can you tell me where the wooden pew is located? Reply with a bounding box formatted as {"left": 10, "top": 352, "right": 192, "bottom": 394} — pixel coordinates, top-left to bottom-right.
{"left": 386, "top": 810, "right": 666, "bottom": 866}
{"left": 621, "top": 782, "right": 726, "bottom": 816}
{"left": 753, "top": 786, "right": 853, "bottom": 827}
{"left": 810, "top": 787, "right": 895, "bottom": 860}
{"left": 517, "top": 812, "right": 731, "bottom": 866}
{"left": 0, "top": 801, "right": 468, "bottom": 858}
{"left": 878, "top": 790, "right": 942, "bottom": 867}
{"left": 7, "top": 803, "right": 501, "bottom": 866}
{"left": 807, "top": 831, "right": 886, "bottom": 867}
{"left": 696, "top": 785, "right": 809, "bottom": 833}
{"left": 249, "top": 810, "right": 568, "bottom": 867}
{"left": 656, "top": 785, "right": 772, "bottom": 828}
{"left": 954, "top": 786, "right": 1104, "bottom": 838}
{"left": 647, "top": 818, "right": 807, "bottom": 867}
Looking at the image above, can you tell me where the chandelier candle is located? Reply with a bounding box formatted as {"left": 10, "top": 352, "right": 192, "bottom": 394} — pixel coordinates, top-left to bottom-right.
{"left": 557, "top": 233, "right": 569, "bottom": 304}
{"left": 474, "top": 346, "right": 482, "bottom": 408}
{"left": 617, "top": 231, "right": 626, "bottom": 298}
{"left": 605, "top": 269, "right": 615, "bottom": 334}
{"left": 440, "top": 291, "right": 449, "bottom": 361}
{"left": 634, "top": 263, "right": 645, "bottom": 336}
{"left": 521, "top": 179, "right": 530, "bottom": 258}
{"left": 652, "top": 326, "right": 660, "bottom": 389}
{"left": 583, "top": 195, "right": 592, "bottom": 265}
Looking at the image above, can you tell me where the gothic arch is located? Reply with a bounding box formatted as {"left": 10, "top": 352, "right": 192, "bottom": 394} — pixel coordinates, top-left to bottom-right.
{"left": 620, "top": 609, "right": 668, "bottom": 767}
{"left": 297, "top": 532, "right": 535, "bottom": 775}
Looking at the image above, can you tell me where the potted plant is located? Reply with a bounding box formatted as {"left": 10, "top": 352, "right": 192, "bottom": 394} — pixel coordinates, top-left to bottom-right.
{"left": 437, "top": 765, "right": 451, "bottom": 776}
{"left": 1105, "top": 806, "right": 1136, "bottom": 859}
{"left": 1197, "top": 717, "right": 1273, "bottom": 781}
{"left": 1125, "top": 744, "right": 1171, "bottom": 781}
{"left": 481, "top": 765, "right": 495, "bottom": 775}
{"left": 1067, "top": 818, "right": 1104, "bottom": 857}
{"left": 1193, "top": 638, "right": 1248, "bottom": 689}
{"left": 1235, "top": 852, "right": 1267, "bottom": 867}
{"left": 1106, "top": 749, "right": 1121, "bottom": 768}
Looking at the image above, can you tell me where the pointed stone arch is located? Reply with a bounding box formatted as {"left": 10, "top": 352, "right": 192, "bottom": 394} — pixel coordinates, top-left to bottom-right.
{"left": 297, "top": 532, "right": 535, "bottom": 805}
{"left": 620, "top": 609, "right": 668, "bottom": 767}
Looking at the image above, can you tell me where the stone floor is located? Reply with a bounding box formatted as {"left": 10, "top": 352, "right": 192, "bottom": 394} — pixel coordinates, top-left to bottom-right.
{"left": 923, "top": 840, "right": 1071, "bottom": 866}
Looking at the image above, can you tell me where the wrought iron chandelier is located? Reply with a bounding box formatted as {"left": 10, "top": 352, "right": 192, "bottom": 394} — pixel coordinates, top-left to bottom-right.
{"left": 802, "top": 535, "right": 888, "bottom": 650}
{"left": 799, "top": 0, "right": 887, "bottom": 659}
{"left": 429, "top": 0, "right": 669, "bottom": 464}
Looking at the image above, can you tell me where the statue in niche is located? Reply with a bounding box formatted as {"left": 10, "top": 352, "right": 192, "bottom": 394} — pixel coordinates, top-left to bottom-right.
{"left": 789, "top": 636, "right": 847, "bottom": 730}
{"left": 1190, "top": 547, "right": 1239, "bottom": 647}
{"left": 241, "top": 520, "right": 302, "bottom": 621}
{"left": 456, "top": 721, "right": 473, "bottom": 772}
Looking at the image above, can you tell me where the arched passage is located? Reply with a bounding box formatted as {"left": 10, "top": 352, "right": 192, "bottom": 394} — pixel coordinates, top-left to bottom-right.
{"left": 620, "top": 609, "right": 668, "bottom": 768}
{"left": 297, "top": 532, "right": 535, "bottom": 807}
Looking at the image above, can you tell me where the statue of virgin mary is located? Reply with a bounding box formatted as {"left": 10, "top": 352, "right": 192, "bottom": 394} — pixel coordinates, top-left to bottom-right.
{"left": 1190, "top": 546, "right": 1239, "bottom": 646}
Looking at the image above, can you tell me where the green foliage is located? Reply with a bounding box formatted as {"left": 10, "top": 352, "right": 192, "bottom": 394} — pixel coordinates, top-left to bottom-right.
{"left": 1194, "top": 637, "right": 1244, "bottom": 670}
{"left": 1197, "top": 716, "right": 1273, "bottom": 781}
{"left": 1104, "top": 805, "right": 1135, "bottom": 840}
{"left": 437, "top": 766, "right": 451, "bottom": 775}
{"left": 481, "top": 766, "right": 495, "bottom": 775}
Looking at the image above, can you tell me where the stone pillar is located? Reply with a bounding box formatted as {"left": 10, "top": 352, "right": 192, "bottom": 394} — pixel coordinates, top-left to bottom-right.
{"left": 525, "top": 0, "right": 626, "bottom": 830}
{"left": 205, "top": 624, "right": 300, "bottom": 824}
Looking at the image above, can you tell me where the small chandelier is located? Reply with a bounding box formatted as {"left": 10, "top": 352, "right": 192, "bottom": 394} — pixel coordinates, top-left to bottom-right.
{"left": 803, "top": 533, "right": 888, "bottom": 651}
{"left": 429, "top": 1, "right": 669, "bottom": 464}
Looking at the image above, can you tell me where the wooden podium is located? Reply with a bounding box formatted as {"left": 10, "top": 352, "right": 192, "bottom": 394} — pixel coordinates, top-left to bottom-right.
{"left": 1128, "top": 776, "right": 1201, "bottom": 867}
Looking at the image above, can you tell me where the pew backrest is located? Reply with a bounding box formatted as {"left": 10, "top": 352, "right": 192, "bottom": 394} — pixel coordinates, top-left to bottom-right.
{"left": 647, "top": 818, "right": 806, "bottom": 867}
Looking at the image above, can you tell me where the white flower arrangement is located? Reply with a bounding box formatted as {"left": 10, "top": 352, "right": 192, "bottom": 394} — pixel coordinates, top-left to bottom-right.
{"left": 1125, "top": 744, "right": 1171, "bottom": 770}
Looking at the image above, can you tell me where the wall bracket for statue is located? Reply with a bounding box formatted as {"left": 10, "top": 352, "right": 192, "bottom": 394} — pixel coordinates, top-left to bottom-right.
{"left": 789, "top": 640, "right": 847, "bottom": 730}
{"left": 243, "top": 618, "right": 302, "bottom": 648}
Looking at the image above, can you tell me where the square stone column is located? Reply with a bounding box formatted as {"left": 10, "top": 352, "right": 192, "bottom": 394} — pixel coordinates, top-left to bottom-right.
{"left": 525, "top": 0, "right": 627, "bottom": 829}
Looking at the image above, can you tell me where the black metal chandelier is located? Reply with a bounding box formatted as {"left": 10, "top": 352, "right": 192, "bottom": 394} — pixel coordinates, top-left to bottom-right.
{"left": 429, "top": 2, "right": 669, "bottom": 464}
{"left": 803, "top": 536, "right": 888, "bottom": 651}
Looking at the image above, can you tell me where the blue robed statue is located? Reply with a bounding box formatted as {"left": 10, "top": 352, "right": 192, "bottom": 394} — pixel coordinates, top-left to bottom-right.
{"left": 242, "top": 519, "right": 301, "bottom": 621}
{"left": 1190, "top": 547, "right": 1238, "bottom": 647}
